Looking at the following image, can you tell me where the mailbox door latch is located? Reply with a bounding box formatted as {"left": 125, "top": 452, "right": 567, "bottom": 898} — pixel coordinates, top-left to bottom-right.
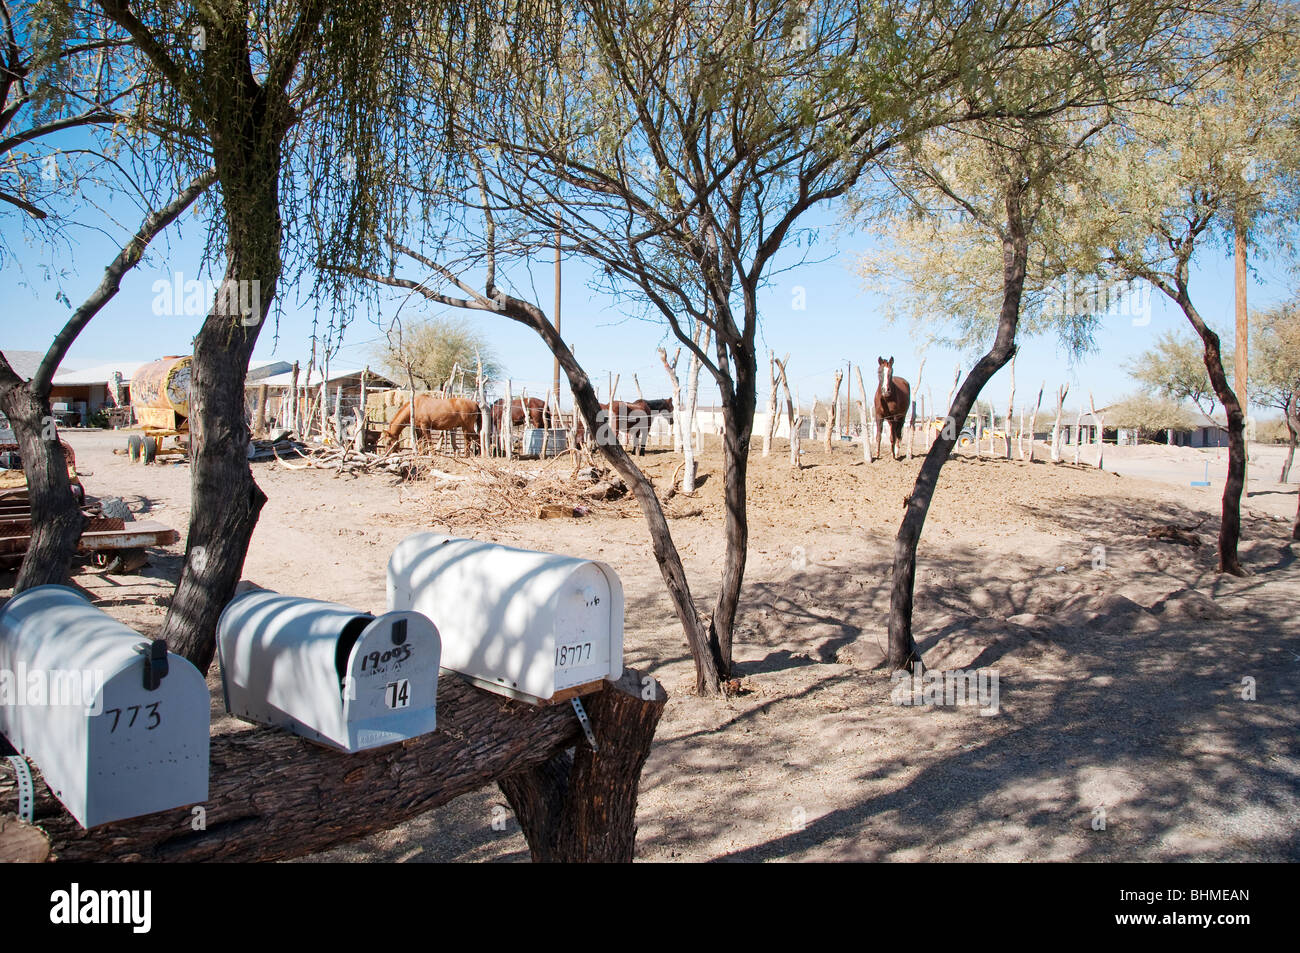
{"left": 570, "top": 697, "right": 598, "bottom": 752}
{"left": 143, "top": 639, "right": 169, "bottom": 691}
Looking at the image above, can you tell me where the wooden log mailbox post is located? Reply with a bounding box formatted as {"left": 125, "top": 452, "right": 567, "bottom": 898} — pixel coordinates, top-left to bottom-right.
{"left": 0, "top": 538, "right": 666, "bottom": 863}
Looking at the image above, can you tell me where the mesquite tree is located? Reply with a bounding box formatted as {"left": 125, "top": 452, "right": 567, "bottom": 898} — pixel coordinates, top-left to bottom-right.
{"left": 94, "top": 0, "right": 494, "bottom": 672}
{"left": 1126, "top": 330, "right": 1230, "bottom": 428}
{"left": 0, "top": 1, "right": 213, "bottom": 588}
{"left": 435, "top": 0, "right": 1131, "bottom": 686}
{"left": 0, "top": 0, "right": 139, "bottom": 246}
{"left": 355, "top": 231, "right": 730, "bottom": 692}
{"left": 1250, "top": 299, "right": 1300, "bottom": 483}
{"left": 0, "top": 173, "right": 214, "bottom": 589}
{"left": 864, "top": 116, "right": 1108, "bottom": 668}
{"left": 856, "top": 4, "right": 1257, "bottom": 666}
{"left": 1074, "top": 20, "right": 1300, "bottom": 574}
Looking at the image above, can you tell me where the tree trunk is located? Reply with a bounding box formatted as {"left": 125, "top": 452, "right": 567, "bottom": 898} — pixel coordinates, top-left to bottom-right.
{"left": 499, "top": 668, "right": 666, "bottom": 862}
{"left": 714, "top": 408, "right": 750, "bottom": 676}
{"left": 1169, "top": 281, "right": 1247, "bottom": 575}
{"left": 0, "top": 387, "right": 83, "bottom": 589}
{"left": 162, "top": 138, "right": 283, "bottom": 673}
{"left": 711, "top": 340, "right": 758, "bottom": 678}
{"left": 1293, "top": 483, "right": 1299, "bottom": 541}
{"left": 162, "top": 268, "right": 271, "bottom": 673}
{"left": 886, "top": 189, "right": 1028, "bottom": 670}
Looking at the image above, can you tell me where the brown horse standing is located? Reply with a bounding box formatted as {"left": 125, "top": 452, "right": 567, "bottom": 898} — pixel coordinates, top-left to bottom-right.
{"left": 490, "top": 396, "right": 550, "bottom": 432}
{"left": 873, "top": 356, "right": 911, "bottom": 460}
{"left": 573, "top": 398, "right": 673, "bottom": 456}
{"left": 381, "top": 395, "right": 481, "bottom": 454}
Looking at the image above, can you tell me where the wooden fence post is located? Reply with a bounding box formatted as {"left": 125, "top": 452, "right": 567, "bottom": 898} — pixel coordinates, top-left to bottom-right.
{"left": 855, "top": 365, "right": 873, "bottom": 463}
{"left": 825, "top": 370, "right": 842, "bottom": 453}
{"left": 1051, "top": 383, "right": 1069, "bottom": 463}
{"left": 1090, "top": 391, "right": 1105, "bottom": 469}
{"left": 503, "top": 379, "right": 514, "bottom": 460}
{"left": 1005, "top": 354, "right": 1016, "bottom": 460}
{"left": 1026, "top": 381, "right": 1044, "bottom": 462}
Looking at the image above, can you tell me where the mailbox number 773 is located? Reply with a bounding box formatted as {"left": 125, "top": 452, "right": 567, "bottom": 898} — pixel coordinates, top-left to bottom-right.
{"left": 104, "top": 703, "right": 161, "bottom": 732}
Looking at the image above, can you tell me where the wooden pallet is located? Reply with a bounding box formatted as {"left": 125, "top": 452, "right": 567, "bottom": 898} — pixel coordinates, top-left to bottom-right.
{"left": 0, "top": 519, "right": 178, "bottom": 555}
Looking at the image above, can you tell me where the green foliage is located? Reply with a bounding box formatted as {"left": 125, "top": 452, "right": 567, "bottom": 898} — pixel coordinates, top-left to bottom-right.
{"left": 93, "top": 0, "right": 515, "bottom": 338}
{"left": 855, "top": 2, "right": 1300, "bottom": 362}
{"left": 1063, "top": 11, "right": 1300, "bottom": 306}
{"left": 1106, "top": 391, "right": 1197, "bottom": 438}
{"left": 1255, "top": 416, "right": 1291, "bottom": 443}
{"left": 373, "top": 315, "right": 503, "bottom": 392}
{"left": 1126, "top": 329, "right": 1227, "bottom": 420}
{"left": 1250, "top": 297, "right": 1300, "bottom": 416}
{"left": 0, "top": 1, "right": 144, "bottom": 267}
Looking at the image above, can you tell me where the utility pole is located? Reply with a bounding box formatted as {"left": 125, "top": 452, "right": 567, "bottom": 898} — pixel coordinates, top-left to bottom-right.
{"left": 1235, "top": 213, "right": 1249, "bottom": 448}
{"left": 553, "top": 218, "right": 562, "bottom": 416}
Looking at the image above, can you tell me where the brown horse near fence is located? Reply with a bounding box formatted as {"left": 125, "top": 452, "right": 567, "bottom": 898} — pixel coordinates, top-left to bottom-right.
{"left": 873, "top": 356, "right": 911, "bottom": 460}
{"left": 573, "top": 398, "right": 673, "bottom": 456}
{"left": 490, "top": 397, "right": 550, "bottom": 432}
{"left": 381, "top": 396, "right": 481, "bottom": 454}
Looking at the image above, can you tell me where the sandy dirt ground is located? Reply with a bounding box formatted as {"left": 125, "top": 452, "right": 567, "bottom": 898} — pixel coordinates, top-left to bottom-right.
{"left": 5, "top": 429, "right": 1298, "bottom": 862}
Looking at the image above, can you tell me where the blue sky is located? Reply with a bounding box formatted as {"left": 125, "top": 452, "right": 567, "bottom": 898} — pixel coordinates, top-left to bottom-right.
{"left": 4, "top": 189, "right": 1294, "bottom": 418}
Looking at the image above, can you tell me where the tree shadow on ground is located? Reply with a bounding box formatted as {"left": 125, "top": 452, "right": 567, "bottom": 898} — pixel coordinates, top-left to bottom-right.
{"left": 633, "top": 487, "right": 1300, "bottom": 862}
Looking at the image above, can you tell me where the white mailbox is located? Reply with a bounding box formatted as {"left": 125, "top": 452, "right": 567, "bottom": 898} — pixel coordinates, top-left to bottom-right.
{"left": 217, "top": 588, "right": 440, "bottom": 752}
{"left": 387, "top": 533, "right": 624, "bottom": 705}
{"left": 0, "top": 585, "right": 209, "bottom": 829}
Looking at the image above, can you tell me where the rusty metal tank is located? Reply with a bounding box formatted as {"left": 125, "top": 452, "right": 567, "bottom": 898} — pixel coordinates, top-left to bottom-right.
{"left": 131, "top": 356, "right": 192, "bottom": 433}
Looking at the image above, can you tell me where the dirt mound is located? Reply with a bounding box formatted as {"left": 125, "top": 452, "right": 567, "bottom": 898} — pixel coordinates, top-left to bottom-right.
{"left": 1050, "top": 590, "right": 1158, "bottom": 637}
{"left": 918, "top": 615, "right": 1059, "bottom": 670}
{"left": 1150, "top": 588, "right": 1228, "bottom": 622}
{"left": 973, "top": 580, "right": 1086, "bottom": 617}
{"left": 835, "top": 639, "right": 887, "bottom": 668}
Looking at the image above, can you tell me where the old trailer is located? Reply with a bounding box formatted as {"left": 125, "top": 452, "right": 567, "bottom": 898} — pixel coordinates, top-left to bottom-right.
{"left": 127, "top": 355, "right": 192, "bottom": 463}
